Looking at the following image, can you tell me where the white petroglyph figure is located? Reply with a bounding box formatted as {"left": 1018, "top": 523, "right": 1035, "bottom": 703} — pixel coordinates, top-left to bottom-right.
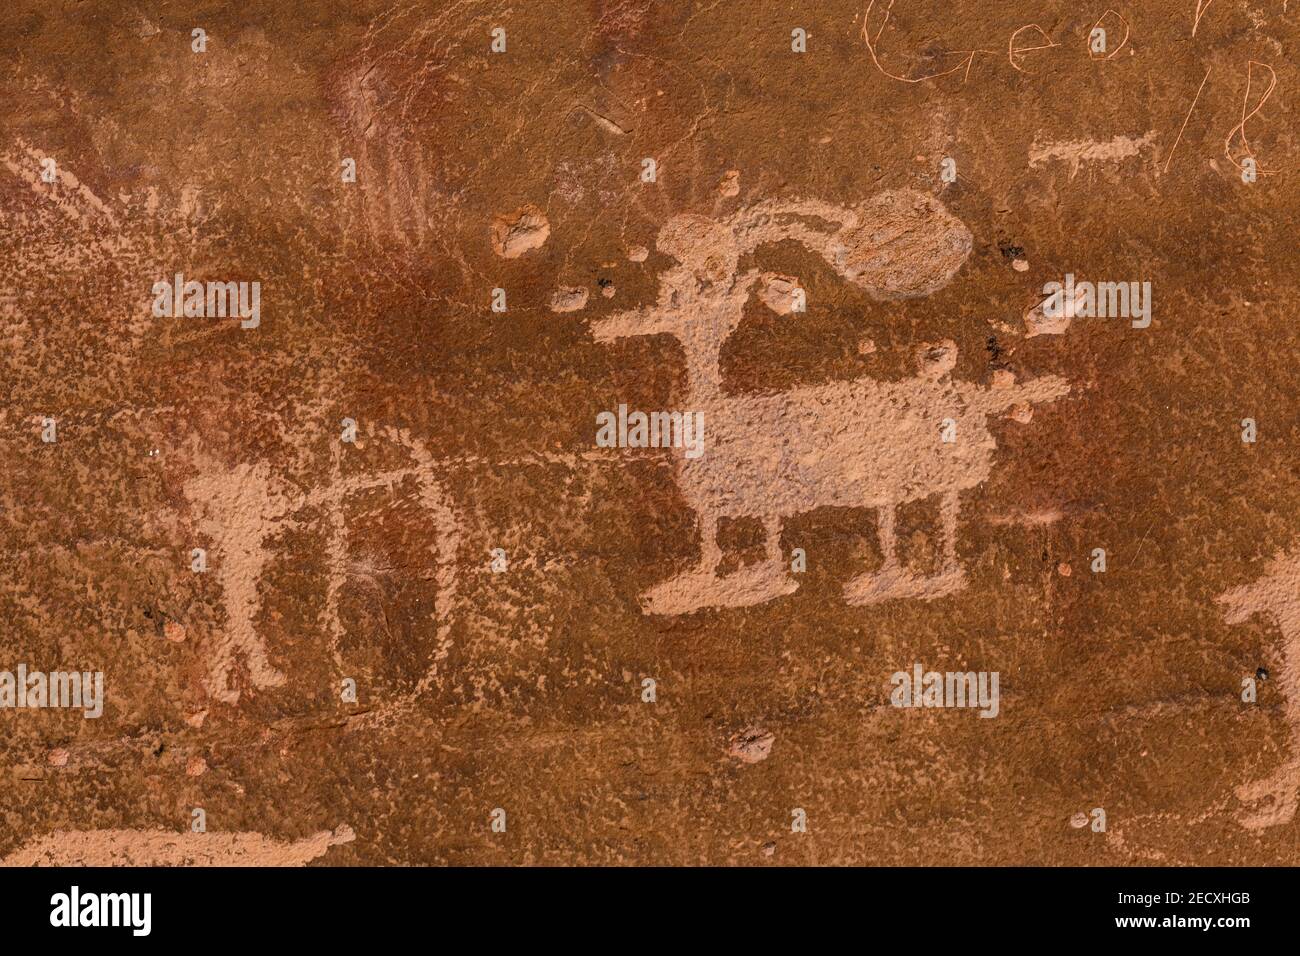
{"left": 1219, "top": 550, "right": 1300, "bottom": 829}
{"left": 591, "top": 191, "right": 1070, "bottom": 615}
{"left": 1, "top": 825, "right": 356, "bottom": 866}
{"left": 183, "top": 428, "right": 460, "bottom": 704}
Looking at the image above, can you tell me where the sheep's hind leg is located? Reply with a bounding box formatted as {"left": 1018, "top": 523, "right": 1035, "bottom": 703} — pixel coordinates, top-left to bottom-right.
{"left": 640, "top": 512, "right": 797, "bottom": 615}
{"left": 843, "top": 496, "right": 966, "bottom": 606}
{"left": 928, "top": 489, "right": 967, "bottom": 593}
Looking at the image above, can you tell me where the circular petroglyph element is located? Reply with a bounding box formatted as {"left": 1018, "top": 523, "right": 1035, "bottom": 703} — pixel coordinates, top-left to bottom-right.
{"left": 833, "top": 190, "right": 973, "bottom": 299}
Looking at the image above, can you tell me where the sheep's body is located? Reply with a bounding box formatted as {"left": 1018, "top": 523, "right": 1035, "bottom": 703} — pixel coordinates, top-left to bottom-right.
{"left": 677, "top": 375, "right": 1065, "bottom": 519}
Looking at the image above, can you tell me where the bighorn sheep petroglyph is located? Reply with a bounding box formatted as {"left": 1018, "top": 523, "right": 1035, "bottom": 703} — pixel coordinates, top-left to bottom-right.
{"left": 592, "top": 191, "right": 1070, "bottom": 615}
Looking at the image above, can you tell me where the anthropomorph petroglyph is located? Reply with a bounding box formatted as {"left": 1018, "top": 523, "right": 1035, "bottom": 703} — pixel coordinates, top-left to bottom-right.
{"left": 183, "top": 428, "right": 461, "bottom": 705}
{"left": 1219, "top": 549, "right": 1300, "bottom": 829}
{"left": 591, "top": 191, "right": 1070, "bottom": 616}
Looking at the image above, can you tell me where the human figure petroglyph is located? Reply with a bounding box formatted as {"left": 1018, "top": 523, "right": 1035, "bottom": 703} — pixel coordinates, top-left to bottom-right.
{"left": 591, "top": 190, "right": 1070, "bottom": 616}
{"left": 184, "top": 460, "right": 290, "bottom": 704}
{"left": 183, "top": 428, "right": 461, "bottom": 705}
{"left": 1219, "top": 549, "right": 1300, "bottom": 829}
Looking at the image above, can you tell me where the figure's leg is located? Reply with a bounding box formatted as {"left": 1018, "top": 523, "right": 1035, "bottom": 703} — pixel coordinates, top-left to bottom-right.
{"left": 926, "top": 490, "right": 967, "bottom": 594}
{"left": 640, "top": 511, "right": 796, "bottom": 615}
{"left": 844, "top": 497, "right": 966, "bottom": 606}
{"left": 877, "top": 502, "right": 900, "bottom": 570}
{"left": 696, "top": 510, "right": 722, "bottom": 573}
{"left": 764, "top": 514, "right": 784, "bottom": 566}
{"left": 843, "top": 504, "right": 906, "bottom": 605}
{"left": 939, "top": 490, "right": 960, "bottom": 571}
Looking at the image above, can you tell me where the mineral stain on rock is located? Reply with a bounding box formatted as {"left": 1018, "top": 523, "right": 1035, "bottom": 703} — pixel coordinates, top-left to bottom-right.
{"left": 491, "top": 204, "right": 551, "bottom": 259}
{"left": 550, "top": 285, "right": 590, "bottom": 313}
{"left": 728, "top": 728, "right": 776, "bottom": 764}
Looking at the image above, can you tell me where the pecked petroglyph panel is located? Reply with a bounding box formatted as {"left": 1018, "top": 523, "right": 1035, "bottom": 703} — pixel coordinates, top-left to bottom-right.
{"left": 2, "top": 0, "right": 1300, "bottom": 867}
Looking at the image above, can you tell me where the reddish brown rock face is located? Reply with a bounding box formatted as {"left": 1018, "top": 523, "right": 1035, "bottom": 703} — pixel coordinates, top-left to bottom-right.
{"left": 1, "top": 0, "right": 1299, "bottom": 867}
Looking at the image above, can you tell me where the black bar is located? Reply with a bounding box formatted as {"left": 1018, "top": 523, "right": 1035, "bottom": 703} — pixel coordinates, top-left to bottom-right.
{"left": 0, "top": 866, "right": 1286, "bottom": 942}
